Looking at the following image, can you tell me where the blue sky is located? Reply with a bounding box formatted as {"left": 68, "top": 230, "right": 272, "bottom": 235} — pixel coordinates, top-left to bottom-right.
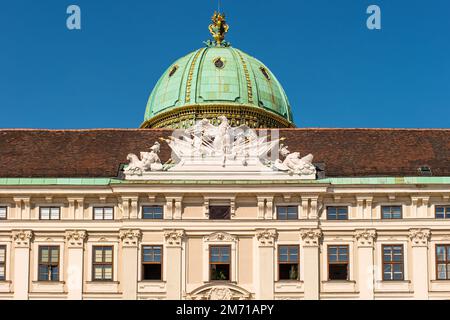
{"left": 0, "top": 0, "right": 449, "bottom": 129}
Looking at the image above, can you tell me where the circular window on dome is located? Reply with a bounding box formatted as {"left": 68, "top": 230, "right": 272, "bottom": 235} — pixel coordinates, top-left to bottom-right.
{"left": 260, "top": 67, "right": 271, "bottom": 81}
{"left": 213, "top": 57, "right": 225, "bottom": 69}
{"left": 168, "top": 65, "right": 179, "bottom": 77}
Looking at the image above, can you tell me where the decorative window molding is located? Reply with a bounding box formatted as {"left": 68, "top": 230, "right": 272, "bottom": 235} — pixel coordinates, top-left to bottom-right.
{"left": 202, "top": 232, "right": 238, "bottom": 283}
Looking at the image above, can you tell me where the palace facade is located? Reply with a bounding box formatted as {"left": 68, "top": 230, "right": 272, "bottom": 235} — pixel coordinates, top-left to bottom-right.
{"left": 0, "top": 12, "right": 449, "bottom": 300}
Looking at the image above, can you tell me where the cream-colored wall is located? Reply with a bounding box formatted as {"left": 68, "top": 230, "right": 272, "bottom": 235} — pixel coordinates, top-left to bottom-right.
{"left": 0, "top": 185, "right": 450, "bottom": 300}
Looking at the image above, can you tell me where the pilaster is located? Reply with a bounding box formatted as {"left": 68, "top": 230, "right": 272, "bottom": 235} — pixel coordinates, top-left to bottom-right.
{"left": 354, "top": 229, "right": 376, "bottom": 300}
{"left": 409, "top": 229, "right": 431, "bottom": 300}
{"left": 12, "top": 230, "right": 33, "bottom": 300}
{"left": 256, "top": 229, "right": 277, "bottom": 300}
{"left": 164, "top": 230, "right": 185, "bottom": 299}
{"left": 300, "top": 229, "right": 322, "bottom": 300}
{"left": 65, "top": 230, "right": 87, "bottom": 300}
{"left": 119, "top": 229, "right": 142, "bottom": 300}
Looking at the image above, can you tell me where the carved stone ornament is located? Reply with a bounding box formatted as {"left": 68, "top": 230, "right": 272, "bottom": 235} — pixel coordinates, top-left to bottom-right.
{"left": 409, "top": 229, "right": 431, "bottom": 247}
{"left": 185, "top": 285, "right": 252, "bottom": 301}
{"left": 274, "top": 144, "right": 317, "bottom": 177}
{"left": 354, "top": 229, "right": 377, "bottom": 247}
{"left": 124, "top": 142, "right": 163, "bottom": 176}
{"left": 12, "top": 230, "right": 33, "bottom": 248}
{"left": 256, "top": 229, "right": 278, "bottom": 247}
{"left": 124, "top": 116, "right": 317, "bottom": 180}
{"left": 119, "top": 229, "right": 142, "bottom": 247}
{"left": 204, "top": 232, "right": 237, "bottom": 243}
{"left": 65, "top": 230, "right": 87, "bottom": 247}
{"left": 300, "top": 229, "right": 322, "bottom": 247}
{"left": 164, "top": 230, "right": 185, "bottom": 247}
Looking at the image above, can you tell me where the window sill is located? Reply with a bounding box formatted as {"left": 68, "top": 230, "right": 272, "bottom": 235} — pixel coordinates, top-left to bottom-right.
{"left": 85, "top": 281, "right": 120, "bottom": 293}
{"left": 138, "top": 281, "right": 166, "bottom": 293}
{"left": 321, "top": 280, "right": 356, "bottom": 293}
{"left": 430, "top": 280, "right": 450, "bottom": 292}
{"left": 31, "top": 281, "right": 65, "bottom": 293}
{"left": 275, "top": 281, "right": 304, "bottom": 293}
{"left": 0, "top": 281, "right": 12, "bottom": 293}
{"left": 375, "top": 280, "right": 411, "bottom": 293}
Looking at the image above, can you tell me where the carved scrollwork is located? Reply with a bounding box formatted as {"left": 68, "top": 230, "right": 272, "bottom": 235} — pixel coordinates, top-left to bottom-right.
{"left": 119, "top": 229, "right": 142, "bottom": 247}
{"left": 204, "top": 232, "right": 237, "bottom": 243}
{"left": 164, "top": 230, "right": 185, "bottom": 247}
{"left": 65, "top": 230, "right": 87, "bottom": 248}
{"left": 300, "top": 229, "right": 322, "bottom": 247}
{"left": 12, "top": 230, "right": 33, "bottom": 248}
{"left": 354, "top": 229, "right": 377, "bottom": 247}
{"left": 256, "top": 229, "right": 278, "bottom": 247}
{"left": 409, "top": 229, "right": 431, "bottom": 247}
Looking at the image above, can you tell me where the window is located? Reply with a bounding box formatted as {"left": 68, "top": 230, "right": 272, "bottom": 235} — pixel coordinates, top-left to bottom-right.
{"left": 38, "top": 246, "right": 60, "bottom": 282}
{"left": 0, "top": 246, "right": 6, "bottom": 281}
{"left": 93, "top": 207, "right": 114, "bottom": 220}
{"left": 328, "top": 245, "right": 349, "bottom": 280}
{"left": 214, "top": 57, "right": 225, "bottom": 69}
{"left": 142, "top": 206, "right": 164, "bottom": 220}
{"left": 210, "top": 246, "right": 231, "bottom": 281}
{"left": 260, "top": 67, "right": 271, "bottom": 80}
{"left": 327, "top": 206, "right": 348, "bottom": 220}
{"left": 168, "top": 65, "right": 178, "bottom": 77}
{"left": 39, "top": 207, "right": 60, "bottom": 220}
{"left": 277, "top": 206, "right": 298, "bottom": 220}
{"left": 436, "top": 245, "right": 450, "bottom": 280}
{"left": 382, "top": 206, "right": 402, "bottom": 219}
{"left": 92, "top": 246, "right": 113, "bottom": 281}
{"left": 142, "top": 246, "right": 162, "bottom": 281}
{"left": 436, "top": 206, "right": 450, "bottom": 219}
{"left": 382, "top": 245, "right": 404, "bottom": 281}
{"left": 278, "top": 246, "right": 299, "bottom": 281}
{"left": 209, "top": 206, "right": 231, "bottom": 220}
{"left": 0, "top": 207, "right": 7, "bottom": 220}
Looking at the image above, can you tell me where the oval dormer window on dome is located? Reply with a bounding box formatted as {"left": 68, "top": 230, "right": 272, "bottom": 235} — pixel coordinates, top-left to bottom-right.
{"left": 168, "top": 65, "right": 179, "bottom": 77}
{"left": 260, "top": 67, "right": 271, "bottom": 81}
{"left": 214, "top": 57, "right": 225, "bottom": 69}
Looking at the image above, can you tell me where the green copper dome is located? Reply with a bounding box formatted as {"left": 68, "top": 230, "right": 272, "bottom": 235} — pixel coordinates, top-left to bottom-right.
{"left": 141, "top": 13, "right": 294, "bottom": 129}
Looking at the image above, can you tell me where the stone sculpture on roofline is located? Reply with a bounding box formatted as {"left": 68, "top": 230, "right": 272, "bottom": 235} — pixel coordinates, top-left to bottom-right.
{"left": 124, "top": 116, "right": 317, "bottom": 180}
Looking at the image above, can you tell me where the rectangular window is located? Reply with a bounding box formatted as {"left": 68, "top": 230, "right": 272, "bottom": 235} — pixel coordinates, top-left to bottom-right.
{"left": 142, "top": 206, "right": 164, "bottom": 220}
{"left": 436, "top": 245, "right": 450, "bottom": 280}
{"left": 276, "top": 206, "right": 298, "bottom": 220}
{"left": 38, "top": 246, "right": 60, "bottom": 282}
{"left": 0, "top": 207, "right": 7, "bottom": 220}
{"left": 142, "top": 246, "right": 163, "bottom": 280}
{"left": 278, "top": 245, "right": 299, "bottom": 280}
{"left": 382, "top": 206, "right": 402, "bottom": 219}
{"left": 327, "top": 206, "right": 349, "bottom": 220}
{"left": 0, "top": 246, "right": 6, "bottom": 281}
{"left": 382, "top": 245, "right": 404, "bottom": 281}
{"left": 210, "top": 246, "right": 231, "bottom": 281}
{"left": 93, "top": 207, "right": 114, "bottom": 220}
{"left": 39, "top": 207, "right": 60, "bottom": 220}
{"left": 209, "top": 206, "right": 231, "bottom": 220}
{"left": 436, "top": 206, "right": 450, "bottom": 219}
{"left": 328, "top": 245, "right": 349, "bottom": 280}
{"left": 92, "top": 246, "right": 113, "bottom": 281}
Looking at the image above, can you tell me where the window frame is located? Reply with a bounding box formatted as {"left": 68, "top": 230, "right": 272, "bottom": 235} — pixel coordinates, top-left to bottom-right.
{"left": 92, "top": 246, "right": 114, "bottom": 282}
{"left": 38, "top": 245, "right": 60, "bottom": 282}
{"left": 381, "top": 205, "right": 403, "bottom": 220}
{"left": 142, "top": 205, "right": 164, "bottom": 220}
{"left": 382, "top": 244, "right": 405, "bottom": 281}
{"left": 0, "top": 207, "right": 7, "bottom": 220}
{"left": 141, "top": 245, "right": 163, "bottom": 281}
{"left": 277, "top": 245, "right": 300, "bottom": 281}
{"left": 0, "top": 245, "right": 6, "bottom": 281}
{"left": 276, "top": 206, "right": 299, "bottom": 220}
{"left": 209, "top": 245, "right": 232, "bottom": 282}
{"left": 435, "top": 244, "right": 450, "bottom": 280}
{"left": 326, "top": 206, "right": 349, "bottom": 221}
{"left": 39, "top": 207, "right": 61, "bottom": 221}
{"left": 93, "top": 207, "right": 114, "bottom": 221}
{"left": 435, "top": 206, "right": 450, "bottom": 219}
{"left": 208, "top": 206, "right": 231, "bottom": 220}
{"left": 327, "top": 245, "right": 350, "bottom": 281}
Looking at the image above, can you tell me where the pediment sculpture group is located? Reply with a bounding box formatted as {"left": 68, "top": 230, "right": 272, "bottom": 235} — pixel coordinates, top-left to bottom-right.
{"left": 124, "top": 116, "right": 316, "bottom": 177}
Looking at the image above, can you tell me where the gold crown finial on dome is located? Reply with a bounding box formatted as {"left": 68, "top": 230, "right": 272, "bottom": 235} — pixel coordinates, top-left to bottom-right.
{"left": 208, "top": 11, "right": 229, "bottom": 46}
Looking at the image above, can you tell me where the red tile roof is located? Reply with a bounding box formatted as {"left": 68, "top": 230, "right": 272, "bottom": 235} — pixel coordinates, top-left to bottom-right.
{"left": 0, "top": 129, "right": 449, "bottom": 178}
